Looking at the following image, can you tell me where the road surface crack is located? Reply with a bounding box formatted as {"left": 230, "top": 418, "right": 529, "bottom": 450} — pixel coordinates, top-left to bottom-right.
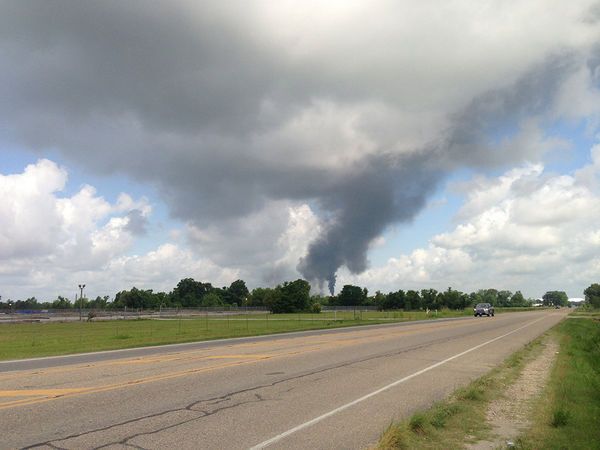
{"left": 24, "top": 326, "right": 487, "bottom": 449}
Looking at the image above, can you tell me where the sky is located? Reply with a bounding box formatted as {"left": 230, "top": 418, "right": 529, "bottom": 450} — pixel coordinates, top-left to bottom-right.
{"left": 1, "top": 1, "right": 600, "bottom": 301}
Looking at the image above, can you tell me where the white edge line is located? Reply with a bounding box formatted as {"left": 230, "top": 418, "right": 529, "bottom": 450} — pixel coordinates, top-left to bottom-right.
{"left": 249, "top": 314, "right": 549, "bottom": 450}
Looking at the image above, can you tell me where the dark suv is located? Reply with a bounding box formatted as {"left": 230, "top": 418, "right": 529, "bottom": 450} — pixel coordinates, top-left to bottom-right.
{"left": 474, "top": 303, "right": 494, "bottom": 317}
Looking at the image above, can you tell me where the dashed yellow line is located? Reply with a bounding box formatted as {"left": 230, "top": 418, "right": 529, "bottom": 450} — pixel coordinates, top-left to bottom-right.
{"left": 0, "top": 388, "right": 86, "bottom": 397}
{"left": 0, "top": 356, "right": 274, "bottom": 410}
{"left": 0, "top": 319, "right": 476, "bottom": 383}
{"left": 0, "top": 345, "right": 331, "bottom": 410}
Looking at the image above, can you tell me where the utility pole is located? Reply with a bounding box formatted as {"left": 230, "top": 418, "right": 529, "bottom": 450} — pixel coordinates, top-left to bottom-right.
{"left": 78, "top": 284, "right": 86, "bottom": 321}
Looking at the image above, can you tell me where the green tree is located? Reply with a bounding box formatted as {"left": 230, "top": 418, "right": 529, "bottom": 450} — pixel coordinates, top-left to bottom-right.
{"left": 51, "top": 296, "right": 72, "bottom": 309}
{"left": 469, "top": 291, "right": 483, "bottom": 306}
{"left": 16, "top": 297, "right": 41, "bottom": 310}
{"left": 171, "top": 278, "right": 212, "bottom": 307}
{"left": 225, "top": 279, "right": 249, "bottom": 305}
{"left": 510, "top": 291, "right": 529, "bottom": 307}
{"left": 497, "top": 290, "right": 512, "bottom": 307}
{"left": 481, "top": 289, "right": 498, "bottom": 306}
{"left": 264, "top": 288, "right": 283, "bottom": 311}
{"left": 201, "top": 292, "right": 224, "bottom": 307}
{"left": 115, "top": 287, "right": 157, "bottom": 309}
{"left": 309, "top": 294, "right": 328, "bottom": 313}
{"left": 583, "top": 283, "right": 600, "bottom": 308}
{"left": 89, "top": 295, "right": 110, "bottom": 309}
{"left": 271, "top": 279, "right": 311, "bottom": 313}
{"left": 154, "top": 292, "right": 170, "bottom": 308}
{"left": 542, "top": 291, "right": 569, "bottom": 307}
{"left": 373, "top": 291, "right": 387, "bottom": 310}
{"left": 421, "top": 289, "right": 439, "bottom": 310}
{"left": 440, "top": 287, "right": 467, "bottom": 310}
{"left": 248, "top": 287, "right": 269, "bottom": 307}
{"left": 383, "top": 290, "right": 405, "bottom": 310}
{"left": 338, "top": 285, "right": 367, "bottom": 306}
{"left": 405, "top": 290, "right": 422, "bottom": 311}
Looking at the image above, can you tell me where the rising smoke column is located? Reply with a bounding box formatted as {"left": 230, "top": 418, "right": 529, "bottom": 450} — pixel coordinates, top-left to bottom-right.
{"left": 298, "top": 153, "right": 439, "bottom": 294}
{"left": 296, "top": 53, "right": 578, "bottom": 293}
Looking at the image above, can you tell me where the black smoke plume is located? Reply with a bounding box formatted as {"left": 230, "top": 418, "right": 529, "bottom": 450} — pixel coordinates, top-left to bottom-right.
{"left": 298, "top": 154, "right": 438, "bottom": 294}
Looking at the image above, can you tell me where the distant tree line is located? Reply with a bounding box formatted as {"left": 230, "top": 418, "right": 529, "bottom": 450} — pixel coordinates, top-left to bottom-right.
{"left": 2, "top": 280, "right": 595, "bottom": 313}
{"left": 321, "top": 286, "right": 535, "bottom": 311}
{"left": 0, "top": 295, "right": 111, "bottom": 311}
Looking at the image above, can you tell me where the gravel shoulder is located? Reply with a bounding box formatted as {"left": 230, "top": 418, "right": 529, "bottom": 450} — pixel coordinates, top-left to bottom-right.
{"left": 466, "top": 337, "right": 559, "bottom": 449}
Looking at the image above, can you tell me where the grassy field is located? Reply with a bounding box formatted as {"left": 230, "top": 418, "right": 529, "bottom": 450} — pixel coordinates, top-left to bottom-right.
{"left": 0, "top": 308, "right": 536, "bottom": 360}
{"left": 376, "top": 309, "right": 600, "bottom": 450}
{"left": 0, "top": 309, "right": 460, "bottom": 360}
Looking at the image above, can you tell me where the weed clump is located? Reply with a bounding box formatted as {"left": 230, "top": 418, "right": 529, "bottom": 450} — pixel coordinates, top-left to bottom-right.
{"left": 409, "top": 413, "right": 427, "bottom": 434}
{"left": 458, "top": 386, "right": 484, "bottom": 401}
{"left": 378, "top": 424, "right": 408, "bottom": 450}
{"left": 114, "top": 334, "right": 132, "bottom": 340}
{"left": 551, "top": 408, "right": 570, "bottom": 427}
{"left": 430, "top": 403, "right": 460, "bottom": 428}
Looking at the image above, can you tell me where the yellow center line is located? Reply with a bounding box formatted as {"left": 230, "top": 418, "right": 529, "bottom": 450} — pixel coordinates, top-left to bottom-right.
{"left": 0, "top": 388, "right": 87, "bottom": 397}
{"left": 0, "top": 318, "right": 487, "bottom": 411}
{"left": 0, "top": 329, "right": 415, "bottom": 411}
{"left": 0, "top": 319, "right": 477, "bottom": 383}
{"left": 0, "top": 350, "right": 303, "bottom": 410}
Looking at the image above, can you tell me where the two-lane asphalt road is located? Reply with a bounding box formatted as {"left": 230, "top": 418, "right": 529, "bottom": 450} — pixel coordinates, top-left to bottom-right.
{"left": 0, "top": 309, "right": 567, "bottom": 449}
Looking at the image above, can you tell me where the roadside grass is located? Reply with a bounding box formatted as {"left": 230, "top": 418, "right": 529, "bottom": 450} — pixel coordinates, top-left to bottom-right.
{"left": 513, "top": 314, "right": 600, "bottom": 450}
{"left": 0, "top": 307, "right": 539, "bottom": 361}
{"left": 0, "top": 310, "right": 457, "bottom": 360}
{"left": 376, "top": 337, "right": 546, "bottom": 449}
{"left": 566, "top": 306, "right": 600, "bottom": 318}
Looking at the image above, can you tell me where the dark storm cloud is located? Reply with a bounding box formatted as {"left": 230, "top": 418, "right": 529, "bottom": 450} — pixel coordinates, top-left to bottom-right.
{"left": 0, "top": 1, "right": 282, "bottom": 135}
{"left": 440, "top": 53, "right": 577, "bottom": 168}
{"left": 583, "top": 2, "right": 600, "bottom": 24}
{"left": 0, "top": 1, "right": 595, "bottom": 291}
{"left": 588, "top": 44, "right": 600, "bottom": 76}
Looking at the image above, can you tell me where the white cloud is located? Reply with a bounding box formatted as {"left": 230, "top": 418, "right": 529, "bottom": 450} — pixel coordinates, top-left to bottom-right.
{"left": 0, "top": 159, "right": 68, "bottom": 259}
{"left": 101, "top": 244, "right": 240, "bottom": 294}
{"left": 187, "top": 201, "right": 322, "bottom": 287}
{"left": 575, "top": 143, "right": 600, "bottom": 190}
{"left": 0, "top": 160, "right": 160, "bottom": 299}
{"left": 0, "top": 160, "right": 325, "bottom": 299}
{"left": 115, "top": 193, "right": 151, "bottom": 216}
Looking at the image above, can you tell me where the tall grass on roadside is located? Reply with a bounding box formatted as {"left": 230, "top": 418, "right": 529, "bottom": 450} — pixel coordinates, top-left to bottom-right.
{"left": 376, "top": 339, "right": 544, "bottom": 450}
{"left": 516, "top": 315, "right": 600, "bottom": 450}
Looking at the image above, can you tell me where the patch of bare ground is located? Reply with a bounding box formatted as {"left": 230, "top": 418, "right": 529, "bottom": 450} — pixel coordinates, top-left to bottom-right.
{"left": 465, "top": 338, "right": 559, "bottom": 450}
